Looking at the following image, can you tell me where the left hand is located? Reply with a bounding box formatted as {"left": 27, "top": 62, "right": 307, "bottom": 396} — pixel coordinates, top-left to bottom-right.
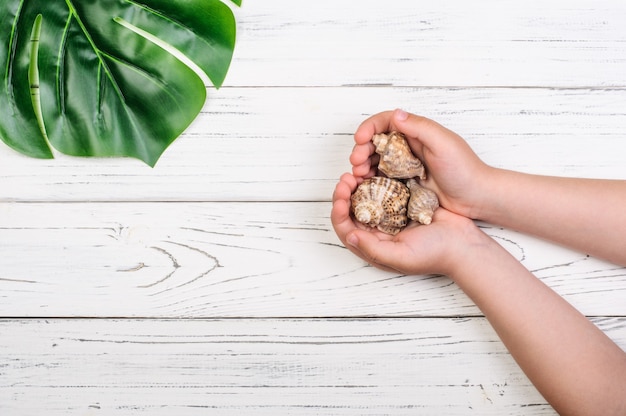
{"left": 331, "top": 172, "right": 479, "bottom": 276}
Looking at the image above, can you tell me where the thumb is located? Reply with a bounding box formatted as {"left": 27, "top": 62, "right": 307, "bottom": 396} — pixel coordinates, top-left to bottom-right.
{"left": 392, "top": 109, "right": 450, "bottom": 149}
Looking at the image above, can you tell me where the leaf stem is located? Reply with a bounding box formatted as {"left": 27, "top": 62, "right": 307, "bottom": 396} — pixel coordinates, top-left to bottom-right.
{"left": 29, "top": 14, "right": 52, "bottom": 150}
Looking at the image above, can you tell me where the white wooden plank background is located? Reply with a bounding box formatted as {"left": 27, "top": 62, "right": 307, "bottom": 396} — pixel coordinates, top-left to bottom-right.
{"left": 4, "top": 318, "right": 625, "bottom": 416}
{"left": 1, "top": 0, "right": 625, "bottom": 414}
{"left": 1, "top": 202, "right": 624, "bottom": 318}
{"left": 2, "top": 87, "right": 626, "bottom": 202}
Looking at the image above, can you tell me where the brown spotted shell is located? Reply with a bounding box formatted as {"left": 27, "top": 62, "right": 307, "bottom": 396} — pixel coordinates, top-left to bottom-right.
{"left": 372, "top": 131, "right": 426, "bottom": 180}
{"left": 407, "top": 179, "right": 439, "bottom": 225}
{"left": 351, "top": 176, "right": 410, "bottom": 235}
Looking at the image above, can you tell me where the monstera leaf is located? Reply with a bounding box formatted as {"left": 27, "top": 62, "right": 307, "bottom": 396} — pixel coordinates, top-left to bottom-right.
{"left": 0, "top": 0, "right": 240, "bottom": 166}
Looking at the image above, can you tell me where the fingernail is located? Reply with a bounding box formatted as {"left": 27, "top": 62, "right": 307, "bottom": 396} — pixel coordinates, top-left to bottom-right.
{"left": 347, "top": 233, "right": 359, "bottom": 247}
{"left": 395, "top": 108, "right": 408, "bottom": 121}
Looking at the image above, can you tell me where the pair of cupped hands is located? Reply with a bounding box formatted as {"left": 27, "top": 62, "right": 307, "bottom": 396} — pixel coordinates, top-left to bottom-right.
{"left": 331, "top": 109, "right": 495, "bottom": 277}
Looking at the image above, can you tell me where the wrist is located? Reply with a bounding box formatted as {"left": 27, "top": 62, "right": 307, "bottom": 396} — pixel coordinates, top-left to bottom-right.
{"left": 436, "top": 214, "right": 493, "bottom": 277}
{"left": 470, "top": 166, "right": 510, "bottom": 223}
{"left": 442, "top": 219, "right": 498, "bottom": 279}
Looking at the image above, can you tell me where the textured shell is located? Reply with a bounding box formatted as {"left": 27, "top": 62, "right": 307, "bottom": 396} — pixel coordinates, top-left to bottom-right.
{"left": 351, "top": 177, "right": 410, "bottom": 235}
{"left": 372, "top": 131, "right": 426, "bottom": 180}
{"left": 407, "top": 179, "right": 439, "bottom": 225}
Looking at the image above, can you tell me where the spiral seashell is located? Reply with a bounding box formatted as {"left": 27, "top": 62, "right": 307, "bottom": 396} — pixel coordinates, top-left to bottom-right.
{"left": 372, "top": 131, "right": 426, "bottom": 180}
{"left": 406, "top": 179, "right": 439, "bottom": 225}
{"left": 350, "top": 176, "right": 410, "bottom": 235}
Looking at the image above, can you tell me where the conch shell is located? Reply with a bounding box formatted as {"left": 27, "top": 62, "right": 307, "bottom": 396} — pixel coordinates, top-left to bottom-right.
{"left": 351, "top": 176, "right": 410, "bottom": 235}
{"left": 407, "top": 179, "right": 439, "bottom": 225}
{"left": 372, "top": 131, "right": 426, "bottom": 180}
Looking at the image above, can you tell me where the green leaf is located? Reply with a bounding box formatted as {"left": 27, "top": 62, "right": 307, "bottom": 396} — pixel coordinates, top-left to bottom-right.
{"left": 0, "top": 0, "right": 239, "bottom": 166}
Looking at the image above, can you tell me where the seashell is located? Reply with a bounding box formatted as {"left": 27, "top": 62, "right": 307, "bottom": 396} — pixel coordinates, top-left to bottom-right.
{"left": 406, "top": 179, "right": 439, "bottom": 225}
{"left": 351, "top": 176, "right": 410, "bottom": 235}
{"left": 372, "top": 131, "right": 426, "bottom": 180}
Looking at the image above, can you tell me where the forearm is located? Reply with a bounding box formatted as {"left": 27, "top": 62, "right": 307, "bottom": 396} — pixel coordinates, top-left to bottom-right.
{"left": 477, "top": 168, "right": 626, "bottom": 265}
{"left": 450, "top": 229, "right": 626, "bottom": 415}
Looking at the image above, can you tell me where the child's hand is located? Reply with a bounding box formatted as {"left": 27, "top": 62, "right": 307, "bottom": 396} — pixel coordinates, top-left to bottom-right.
{"left": 335, "top": 111, "right": 626, "bottom": 415}
{"left": 351, "top": 109, "right": 492, "bottom": 220}
{"left": 331, "top": 172, "right": 481, "bottom": 276}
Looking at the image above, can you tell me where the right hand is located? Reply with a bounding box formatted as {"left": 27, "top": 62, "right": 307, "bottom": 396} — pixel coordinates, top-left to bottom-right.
{"left": 351, "top": 109, "right": 494, "bottom": 220}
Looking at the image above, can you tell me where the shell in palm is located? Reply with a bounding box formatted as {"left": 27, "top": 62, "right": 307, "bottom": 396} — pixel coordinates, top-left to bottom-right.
{"left": 406, "top": 179, "right": 439, "bottom": 225}
{"left": 372, "top": 131, "right": 426, "bottom": 180}
{"left": 351, "top": 176, "right": 410, "bottom": 235}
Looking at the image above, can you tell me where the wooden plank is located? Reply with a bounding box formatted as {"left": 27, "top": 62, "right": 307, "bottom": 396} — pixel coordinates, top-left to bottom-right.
{"left": 4, "top": 317, "right": 625, "bottom": 415}
{"left": 227, "top": 0, "right": 626, "bottom": 87}
{"left": 1, "top": 87, "right": 625, "bottom": 202}
{"left": 1, "top": 202, "right": 624, "bottom": 318}
{"left": 0, "top": 4, "right": 623, "bottom": 416}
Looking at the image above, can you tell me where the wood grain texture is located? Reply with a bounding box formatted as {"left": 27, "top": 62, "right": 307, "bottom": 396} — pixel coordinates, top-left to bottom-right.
{"left": 1, "top": 87, "right": 625, "bottom": 202}
{"left": 1, "top": 1, "right": 625, "bottom": 414}
{"left": 228, "top": 0, "right": 626, "bottom": 87}
{"left": 3, "top": 317, "right": 624, "bottom": 415}
{"left": 1, "top": 202, "right": 624, "bottom": 318}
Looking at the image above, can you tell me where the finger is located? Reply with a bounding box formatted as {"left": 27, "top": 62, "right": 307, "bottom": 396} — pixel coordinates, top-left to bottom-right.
{"left": 391, "top": 109, "right": 459, "bottom": 151}
{"left": 331, "top": 174, "right": 358, "bottom": 242}
{"left": 331, "top": 198, "right": 352, "bottom": 237}
{"left": 339, "top": 172, "right": 358, "bottom": 191}
{"left": 349, "top": 142, "right": 375, "bottom": 167}
{"left": 352, "top": 162, "right": 377, "bottom": 179}
{"left": 331, "top": 173, "right": 356, "bottom": 208}
{"left": 354, "top": 110, "right": 395, "bottom": 145}
{"left": 352, "top": 155, "right": 379, "bottom": 179}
